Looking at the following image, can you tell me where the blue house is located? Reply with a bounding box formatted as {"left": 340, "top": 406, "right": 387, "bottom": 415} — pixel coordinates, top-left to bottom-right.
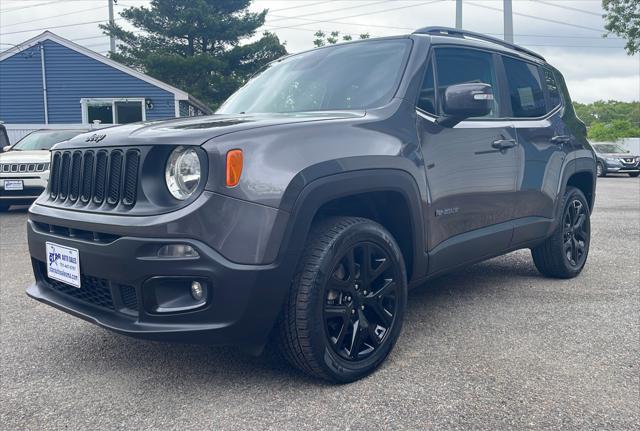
{"left": 0, "top": 31, "right": 211, "bottom": 141}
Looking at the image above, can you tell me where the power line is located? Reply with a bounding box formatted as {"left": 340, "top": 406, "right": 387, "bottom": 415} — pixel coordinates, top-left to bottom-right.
{"left": 270, "top": 1, "right": 338, "bottom": 13}
{"left": 533, "top": 0, "right": 603, "bottom": 16}
{"left": 266, "top": 14, "right": 623, "bottom": 40}
{"left": 267, "top": 0, "right": 445, "bottom": 31}
{"left": 466, "top": 2, "right": 604, "bottom": 33}
{"left": 0, "top": 0, "right": 59, "bottom": 12}
{"left": 0, "top": 19, "right": 122, "bottom": 36}
{"left": 2, "top": 6, "right": 108, "bottom": 29}
{"left": 268, "top": 0, "right": 391, "bottom": 23}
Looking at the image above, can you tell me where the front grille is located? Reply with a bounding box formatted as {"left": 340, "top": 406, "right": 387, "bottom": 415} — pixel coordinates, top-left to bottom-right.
{"left": 38, "top": 261, "right": 138, "bottom": 312}
{"left": 45, "top": 271, "right": 115, "bottom": 310}
{"left": 0, "top": 162, "right": 49, "bottom": 173}
{"left": 49, "top": 148, "right": 140, "bottom": 208}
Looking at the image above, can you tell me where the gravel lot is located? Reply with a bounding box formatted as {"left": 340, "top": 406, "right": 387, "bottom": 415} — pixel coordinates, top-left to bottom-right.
{"left": 1, "top": 177, "right": 638, "bottom": 430}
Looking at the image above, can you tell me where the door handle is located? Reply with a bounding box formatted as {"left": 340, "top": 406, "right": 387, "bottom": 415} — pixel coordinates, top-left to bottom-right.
{"left": 551, "top": 135, "right": 571, "bottom": 145}
{"left": 492, "top": 139, "right": 517, "bottom": 150}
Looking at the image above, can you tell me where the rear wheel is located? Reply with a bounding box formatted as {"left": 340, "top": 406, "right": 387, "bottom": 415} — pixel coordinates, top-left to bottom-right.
{"left": 277, "top": 216, "right": 407, "bottom": 383}
{"left": 629, "top": 172, "right": 639, "bottom": 178}
{"left": 596, "top": 162, "right": 606, "bottom": 177}
{"left": 531, "top": 186, "right": 590, "bottom": 278}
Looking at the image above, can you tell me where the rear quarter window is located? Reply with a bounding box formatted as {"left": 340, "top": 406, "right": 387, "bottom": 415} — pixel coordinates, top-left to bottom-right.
{"left": 542, "top": 68, "right": 562, "bottom": 110}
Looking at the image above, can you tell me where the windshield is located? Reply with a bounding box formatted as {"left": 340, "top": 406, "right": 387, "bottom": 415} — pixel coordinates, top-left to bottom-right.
{"left": 593, "top": 144, "right": 628, "bottom": 154}
{"left": 218, "top": 39, "right": 412, "bottom": 114}
{"left": 12, "top": 130, "right": 84, "bottom": 151}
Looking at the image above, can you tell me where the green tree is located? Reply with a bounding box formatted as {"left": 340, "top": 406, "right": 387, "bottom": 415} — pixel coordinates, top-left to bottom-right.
{"left": 313, "top": 30, "right": 370, "bottom": 47}
{"left": 101, "top": 0, "right": 287, "bottom": 109}
{"left": 602, "top": 0, "right": 640, "bottom": 55}
{"left": 588, "top": 119, "right": 640, "bottom": 141}
{"left": 573, "top": 100, "right": 640, "bottom": 128}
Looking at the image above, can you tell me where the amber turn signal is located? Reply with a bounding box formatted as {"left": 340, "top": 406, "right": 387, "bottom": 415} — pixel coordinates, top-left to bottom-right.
{"left": 226, "top": 149, "right": 243, "bottom": 187}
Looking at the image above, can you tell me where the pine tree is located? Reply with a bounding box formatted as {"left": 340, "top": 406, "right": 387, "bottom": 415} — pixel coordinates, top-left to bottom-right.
{"left": 101, "top": 0, "right": 287, "bottom": 108}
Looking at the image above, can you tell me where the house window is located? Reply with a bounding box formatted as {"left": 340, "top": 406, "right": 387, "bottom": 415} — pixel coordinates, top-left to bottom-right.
{"left": 81, "top": 98, "right": 145, "bottom": 125}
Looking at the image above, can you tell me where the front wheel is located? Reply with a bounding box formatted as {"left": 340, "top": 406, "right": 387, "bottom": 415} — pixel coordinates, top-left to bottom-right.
{"left": 531, "top": 186, "right": 591, "bottom": 278}
{"left": 629, "top": 172, "right": 639, "bottom": 178}
{"left": 596, "top": 162, "right": 606, "bottom": 177}
{"left": 277, "top": 216, "right": 407, "bottom": 383}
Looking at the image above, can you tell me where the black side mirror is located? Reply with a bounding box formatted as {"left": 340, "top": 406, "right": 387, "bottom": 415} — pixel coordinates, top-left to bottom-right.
{"left": 438, "top": 83, "right": 494, "bottom": 127}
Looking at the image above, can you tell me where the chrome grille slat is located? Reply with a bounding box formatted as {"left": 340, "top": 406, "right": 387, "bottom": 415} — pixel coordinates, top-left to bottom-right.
{"left": 0, "top": 163, "right": 49, "bottom": 173}
{"left": 48, "top": 148, "right": 139, "bottom": 209}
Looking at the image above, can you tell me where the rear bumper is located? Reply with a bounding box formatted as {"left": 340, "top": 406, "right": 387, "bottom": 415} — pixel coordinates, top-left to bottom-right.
{"left": 26, "top": 219, "right": 294, "bottom": 351}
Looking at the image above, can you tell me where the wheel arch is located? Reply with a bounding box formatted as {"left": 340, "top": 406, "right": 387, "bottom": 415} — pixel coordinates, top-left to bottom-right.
{"left": 276, "top": 168, "right": 427, "bottom": 283}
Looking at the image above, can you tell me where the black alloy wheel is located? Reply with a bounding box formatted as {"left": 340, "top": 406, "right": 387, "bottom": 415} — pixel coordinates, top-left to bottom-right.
{"left": 562, "top": 199, "right": 588, "bottom": 268}
{"left": 324, "top": 242, "right": 399, "bottom": 361}
{"left": 531, "top": 186, "right": 591, "bottom": 278}
{"left": 277, "top": 216, "right": 407, "bottom": 383}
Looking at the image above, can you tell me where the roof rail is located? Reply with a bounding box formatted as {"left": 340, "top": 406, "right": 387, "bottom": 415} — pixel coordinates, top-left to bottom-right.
{"left": 413, "top": 26, "right": 546, "bottom": 62}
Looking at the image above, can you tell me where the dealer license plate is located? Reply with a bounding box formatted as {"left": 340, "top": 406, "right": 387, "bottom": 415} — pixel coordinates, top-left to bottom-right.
{"left": 4, "top": 179, "right": 23, "bottom": 191}
{"left": 46, "top": 242, "right": 81, "bottom": 288}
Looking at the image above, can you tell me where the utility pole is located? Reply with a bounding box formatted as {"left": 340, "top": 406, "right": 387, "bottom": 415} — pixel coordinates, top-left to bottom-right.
{"left": 108, "top": 0, "right": 116, "bottom": 54}
{"left": 455, "top": 0, "right": 462, "bottom": 30}
{"left": 503, "top": 0, "right": 514, "bottom": 43}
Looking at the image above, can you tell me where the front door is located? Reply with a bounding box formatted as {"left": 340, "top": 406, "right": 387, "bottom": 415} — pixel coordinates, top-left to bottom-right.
{"left": 416, "top": 47, "right": 519, "bottom": 274}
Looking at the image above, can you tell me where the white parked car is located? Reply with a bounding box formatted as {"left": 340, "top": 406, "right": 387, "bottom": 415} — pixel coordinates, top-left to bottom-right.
{"left": 0, "top": 129, "right": 87, "bottom": 211}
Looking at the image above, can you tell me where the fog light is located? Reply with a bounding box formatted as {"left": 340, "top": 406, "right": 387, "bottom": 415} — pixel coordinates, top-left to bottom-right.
{"left": 157, "top": 244, "right": 199, "bottom": 258}
{"left": 191, "top": 281, "right": 204, "bottom": 301}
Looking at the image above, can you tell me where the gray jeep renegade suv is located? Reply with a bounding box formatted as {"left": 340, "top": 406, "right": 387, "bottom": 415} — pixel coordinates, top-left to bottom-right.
{"left": 26, "top": 27, "right": 596, "bottom": 382}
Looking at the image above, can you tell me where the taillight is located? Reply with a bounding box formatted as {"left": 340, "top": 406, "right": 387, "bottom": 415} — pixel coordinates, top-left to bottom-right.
{"left": 226, "top": 149, "right": 243, "bottom": 187}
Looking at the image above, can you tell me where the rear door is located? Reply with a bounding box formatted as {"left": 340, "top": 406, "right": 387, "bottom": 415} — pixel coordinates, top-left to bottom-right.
{"left": 501, "top": 56, "right": 570, "bottom": 245}
{"left": 416, "top": 47, "right": 519, "bottom": 273}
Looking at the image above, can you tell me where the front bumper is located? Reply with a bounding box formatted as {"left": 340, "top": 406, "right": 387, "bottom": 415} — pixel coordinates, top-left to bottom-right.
{"left": 25, "top": 196, "right": 297, "bottom": 351}
{"left": 0, "top": 173, "right": 48, "bottom": 202}
{"left": 604, "top": 160, "right": 640, "bottom": 173}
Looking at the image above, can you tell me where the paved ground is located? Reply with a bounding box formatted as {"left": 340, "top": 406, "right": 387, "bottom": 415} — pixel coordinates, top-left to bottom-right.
{"left": 1, "top": 177, "right": 638, "bottom": 430}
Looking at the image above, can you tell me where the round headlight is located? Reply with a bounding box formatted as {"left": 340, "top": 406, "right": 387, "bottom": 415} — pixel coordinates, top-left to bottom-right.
{"left": 165, "top": 146, "right": 201, "bottom": 200}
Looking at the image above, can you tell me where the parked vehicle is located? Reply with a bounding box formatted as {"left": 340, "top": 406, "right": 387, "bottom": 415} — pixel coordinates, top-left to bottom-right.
{"left": 0, "top": 129, "right": 87, "bottom": 211}
{"left": 592, "top": 143, "right": 640, "bottom": 177}
{"left": 25, "top": 28, "right": 596, "bottom": 382}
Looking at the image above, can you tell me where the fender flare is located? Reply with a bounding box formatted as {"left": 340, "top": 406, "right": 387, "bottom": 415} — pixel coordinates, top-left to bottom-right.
{"left": 553, "top": 154, "right": 596, "bottom": 227}
{"left": 274, "top": 167, "right": 427, "bottom": 282}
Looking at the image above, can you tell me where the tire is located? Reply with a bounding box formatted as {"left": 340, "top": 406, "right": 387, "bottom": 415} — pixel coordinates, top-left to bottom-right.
{"left": 531, "top": 186, "right": 590, "bottom": 278}
{"left": 629, "top": 172, "right": 639, "bottom": 178}
{"left": 277, "top": 216, "right": 408, "bottom": 383}
{"left": 596, "top": 162, "right": 606, "bottom": 177}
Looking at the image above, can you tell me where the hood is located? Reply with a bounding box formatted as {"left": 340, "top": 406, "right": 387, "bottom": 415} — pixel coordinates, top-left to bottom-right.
{"left": 54, "top": 112, "right": 366, "bottom": 150}
{"left": 0, "top": 149, "right": 50, "bottom": 163}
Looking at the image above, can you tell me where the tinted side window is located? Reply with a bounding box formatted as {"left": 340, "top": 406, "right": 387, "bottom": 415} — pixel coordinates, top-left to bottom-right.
{"left": 417, "top": 61, "right": 436, "bottom": 114}
{"left": 435, "top": 48, "right": 500, "bottom": 118}
{"left": 542, "top": 68, "right": 561, "bottom": 109}
{"left": 503, "top": 56, "right": 546, "bottom": 118}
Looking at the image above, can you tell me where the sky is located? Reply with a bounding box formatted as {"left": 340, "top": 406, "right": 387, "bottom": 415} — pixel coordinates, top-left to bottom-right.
{"left": 0, "top": 0, "right": 638, "bottom": 104}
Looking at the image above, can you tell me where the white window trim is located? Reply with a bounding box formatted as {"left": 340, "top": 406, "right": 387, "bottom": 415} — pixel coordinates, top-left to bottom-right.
{"left": 80, "top": 97, "right": 146, "bottom": 125}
